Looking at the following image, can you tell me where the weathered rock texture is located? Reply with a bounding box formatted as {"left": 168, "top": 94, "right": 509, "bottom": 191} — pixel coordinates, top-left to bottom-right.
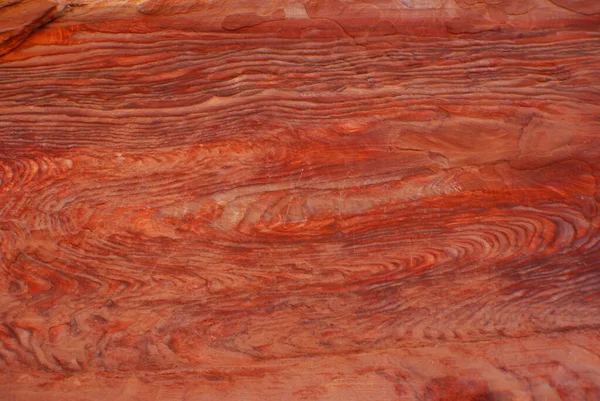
{"left": 1, "top": 0, "right": 600, "bottom": 400}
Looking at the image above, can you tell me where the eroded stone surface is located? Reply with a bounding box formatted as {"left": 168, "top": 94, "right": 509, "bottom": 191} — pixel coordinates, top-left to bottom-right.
{"left": 1, "top": 1, "right": 600, "bottom": 400}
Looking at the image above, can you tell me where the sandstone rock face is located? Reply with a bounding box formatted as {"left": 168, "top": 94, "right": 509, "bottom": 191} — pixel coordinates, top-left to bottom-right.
{"left": 1, "top": 1, "right": 600, "bottom": 400}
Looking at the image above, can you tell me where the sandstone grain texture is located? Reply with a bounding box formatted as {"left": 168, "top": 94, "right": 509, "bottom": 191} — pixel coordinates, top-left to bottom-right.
{"left": 1, "top": 0, "right": 600, "bottom": 400}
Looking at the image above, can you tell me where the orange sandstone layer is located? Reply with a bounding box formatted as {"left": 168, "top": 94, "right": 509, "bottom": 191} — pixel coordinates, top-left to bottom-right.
{"left": 1, "top": 0, "right": 600, "bottom": 400}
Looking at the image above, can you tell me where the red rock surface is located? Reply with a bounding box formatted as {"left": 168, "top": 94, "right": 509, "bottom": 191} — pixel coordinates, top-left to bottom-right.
{"left": 1, "top": 0, "right": 600, "bottom": 400}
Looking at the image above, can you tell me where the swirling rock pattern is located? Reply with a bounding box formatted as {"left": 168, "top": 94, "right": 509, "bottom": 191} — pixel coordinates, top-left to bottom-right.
{"left": 1, "top": 0, "right": 600, "bottom": 400}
